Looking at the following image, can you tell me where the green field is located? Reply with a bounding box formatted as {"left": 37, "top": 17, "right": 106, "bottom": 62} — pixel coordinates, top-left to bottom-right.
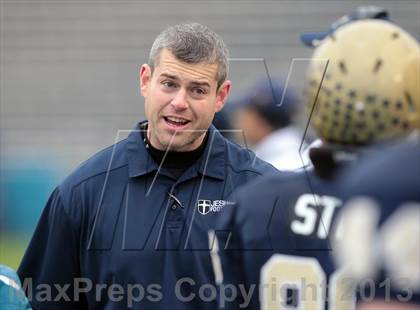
{"left": 0, "top": 234, "right": 29, "bottom": 270}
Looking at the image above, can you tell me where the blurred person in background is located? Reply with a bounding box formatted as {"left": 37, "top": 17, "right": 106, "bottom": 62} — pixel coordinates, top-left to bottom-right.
{"left": 211, "top": 7, "right": 419, "bottom": 309}
{"left": 232, "top": 77, "right": 307, "bottom": 171}
{"left": 212, "top": 108, "right": 236, "bottom": 141}
{"left": 0, "top": 265, "right": 31, "bottom": 309}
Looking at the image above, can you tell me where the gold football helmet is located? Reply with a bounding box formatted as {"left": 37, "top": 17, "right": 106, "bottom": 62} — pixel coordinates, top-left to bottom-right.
{"left": 305, "top": 20, "right": 419, "bottom": 145}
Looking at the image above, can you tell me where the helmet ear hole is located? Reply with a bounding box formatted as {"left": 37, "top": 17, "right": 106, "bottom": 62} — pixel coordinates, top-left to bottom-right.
{"left": 373, "top": 59, "right": 383, "bottom": 73}
{"left": 338, "top": 61, "right": 347, "bottom": 74}
{"left": 404, "top": 92, "right": 415, "bottom": 113}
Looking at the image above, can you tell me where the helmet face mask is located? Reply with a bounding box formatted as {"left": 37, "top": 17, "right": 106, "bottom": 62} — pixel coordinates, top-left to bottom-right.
{"left": 305, "top": 20, "right": 420, "bottom": 146}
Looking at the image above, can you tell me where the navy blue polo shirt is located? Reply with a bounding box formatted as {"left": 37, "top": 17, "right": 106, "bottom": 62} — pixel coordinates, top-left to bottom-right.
{"left": 18, "top": 122, "right": 276, "bottom": 309}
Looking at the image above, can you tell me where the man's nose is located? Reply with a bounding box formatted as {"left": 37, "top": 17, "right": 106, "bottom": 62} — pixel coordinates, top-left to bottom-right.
{"left": 170, "top": 89, "right": 189, "bottom": 110}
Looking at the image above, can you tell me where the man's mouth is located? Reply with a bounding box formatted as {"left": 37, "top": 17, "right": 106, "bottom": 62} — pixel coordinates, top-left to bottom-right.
{"left": 163, "top": 116, "right": 190, "bottom": 128}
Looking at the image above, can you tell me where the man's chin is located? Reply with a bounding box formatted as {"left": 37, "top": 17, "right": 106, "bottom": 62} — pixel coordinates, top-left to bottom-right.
{"left": 152, "top": 131, "right": 205, "bottom": 152}
{"left": 152, "top": 136, "right": 187, "bottom": 152}
{"left": 165, "top": 136, "right": 202, "bottom": 152}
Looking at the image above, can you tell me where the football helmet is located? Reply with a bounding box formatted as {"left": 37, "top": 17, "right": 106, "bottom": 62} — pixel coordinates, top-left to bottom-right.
{"left": 304, "top": 20, "right": 419, "bottom": 145}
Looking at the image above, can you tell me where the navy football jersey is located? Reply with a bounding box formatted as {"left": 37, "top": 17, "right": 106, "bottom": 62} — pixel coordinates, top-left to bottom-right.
{"left": 213, "top": 165, "right": 355, "bottom": 310}
{"left": 334, "top": 141, "right": 420, "bottom": 306}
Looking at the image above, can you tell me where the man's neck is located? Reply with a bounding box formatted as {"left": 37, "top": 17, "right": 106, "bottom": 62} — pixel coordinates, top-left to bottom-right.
{"left": 140, "top": 122, "right": 209, "bottom": 178}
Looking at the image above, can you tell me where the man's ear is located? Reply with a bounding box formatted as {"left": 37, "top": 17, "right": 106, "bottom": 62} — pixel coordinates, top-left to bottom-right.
{"left": 215, "top": 80, "right": 231, "bottom": 112}
{"left": 140, "top": 64, "right": 152, "bottom": 97}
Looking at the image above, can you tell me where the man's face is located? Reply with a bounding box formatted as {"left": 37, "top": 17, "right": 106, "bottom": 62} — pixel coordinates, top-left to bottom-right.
{"left": 140, "top": 49, "right": 230, "bottom": 151}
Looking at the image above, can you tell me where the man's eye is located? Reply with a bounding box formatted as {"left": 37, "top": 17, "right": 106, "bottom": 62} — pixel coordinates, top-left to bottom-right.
{"left": 192, "top": 87, "right": 206, "bottom": 95}
{"left": 162, "top": 81, "right": 176, "bottom": 88}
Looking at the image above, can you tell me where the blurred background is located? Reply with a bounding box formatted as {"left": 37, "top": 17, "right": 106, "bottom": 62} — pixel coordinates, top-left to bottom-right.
{"left": 0, "top": 0, "right": 418, "bottom": 269}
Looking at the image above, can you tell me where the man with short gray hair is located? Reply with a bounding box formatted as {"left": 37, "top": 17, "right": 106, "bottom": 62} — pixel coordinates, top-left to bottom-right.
{"left": 18, "top": 22, "right": 276, "bottom": 309}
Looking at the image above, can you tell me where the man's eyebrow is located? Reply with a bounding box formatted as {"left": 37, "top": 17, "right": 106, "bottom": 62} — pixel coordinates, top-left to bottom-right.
{"left": 190, "top": 81, "right": 211, "bottom": 88}
{"left": 160, "top": 73, "right": 211, "bottom": 88}
{"left": 160, "top": 73, "right": 179, "bottom": 80}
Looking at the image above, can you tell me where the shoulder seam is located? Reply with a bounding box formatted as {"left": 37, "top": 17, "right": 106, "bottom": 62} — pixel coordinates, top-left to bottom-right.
{"left": 64, "top": 137, "right": 129, "bottom": 190}
{"left": 54, "top": 187, "right": 80, "bottom": 239}
{"left": 71, "top": 163, "right": 128, "bottom": 190}
{"left": 225, "top": 163, "right": 265, "bottom": 176}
